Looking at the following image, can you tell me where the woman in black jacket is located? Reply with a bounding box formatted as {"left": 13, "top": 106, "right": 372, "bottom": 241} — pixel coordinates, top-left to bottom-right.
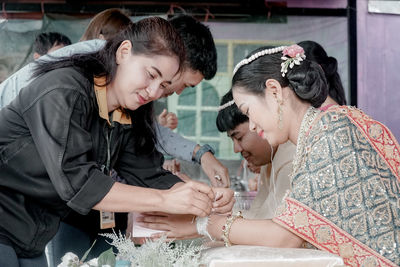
{"left": 0, "top": 17, "right": 216, "bottom": 266}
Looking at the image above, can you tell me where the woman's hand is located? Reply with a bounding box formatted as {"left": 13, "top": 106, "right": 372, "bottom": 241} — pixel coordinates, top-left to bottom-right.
{"left": 161, "top": 181, "right": 214, "bottom": 217}
{"left": 136, "top": 212, "right": 199, "bottom": 240}
{"left": 212, "top": 187, "right": 235, "bottom": 214}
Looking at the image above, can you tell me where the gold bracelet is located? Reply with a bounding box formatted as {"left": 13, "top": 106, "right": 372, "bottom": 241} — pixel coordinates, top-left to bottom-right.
{"left": 221, "top": 211, "right": 243, "bottom": 247}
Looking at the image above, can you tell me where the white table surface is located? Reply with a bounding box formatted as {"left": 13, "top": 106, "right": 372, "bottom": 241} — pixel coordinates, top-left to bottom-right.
{"left": 201, "top": 245, "right": 345, "bottom": 267}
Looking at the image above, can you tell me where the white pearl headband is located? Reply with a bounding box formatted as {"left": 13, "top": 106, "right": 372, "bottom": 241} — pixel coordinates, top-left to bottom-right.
{"left": 217, "top": 46, "right": 285, "bottom": 112}
{"left": 218, "top": 44, "right": 306, "bottom": 112}
{"left": 217, "top": 100, "right": 235, "bottom": 111}
{"left": 232, "top": 46, "right": 286, "bottom": 76}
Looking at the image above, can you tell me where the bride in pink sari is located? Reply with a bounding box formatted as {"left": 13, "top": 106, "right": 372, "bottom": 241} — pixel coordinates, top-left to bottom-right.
{"left": 230, "top": 44, "right": 399, "bottom": 266}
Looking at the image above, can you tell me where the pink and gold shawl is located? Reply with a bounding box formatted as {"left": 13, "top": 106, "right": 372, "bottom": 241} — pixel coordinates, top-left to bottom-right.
{"left": 274, "top": 106, "right": 400, "bottom": 266}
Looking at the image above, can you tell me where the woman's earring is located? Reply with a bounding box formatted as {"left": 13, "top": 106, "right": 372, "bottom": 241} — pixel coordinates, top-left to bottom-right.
{"left": 278, "top": 101, "right": 283, "bottom": 130}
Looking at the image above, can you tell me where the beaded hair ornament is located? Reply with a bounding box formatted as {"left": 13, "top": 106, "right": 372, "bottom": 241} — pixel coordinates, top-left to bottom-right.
{"left": 217, "top": 100, "right": 235, "bottom": 111}
{"left": 217, "top": 44, "right": 306, "bottom": 111}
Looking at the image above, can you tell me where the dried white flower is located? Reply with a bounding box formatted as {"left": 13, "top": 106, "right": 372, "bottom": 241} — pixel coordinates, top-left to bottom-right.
{"left": 100, "top": 230, "right": 205, "bottom": 266}
{"left": 58, "top": 252, "right": 80, "bottom": 267}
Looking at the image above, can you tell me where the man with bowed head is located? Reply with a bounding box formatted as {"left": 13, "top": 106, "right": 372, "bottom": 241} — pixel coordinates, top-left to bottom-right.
{"left": 216, "top": 90, "right": 295, "bottom": 219}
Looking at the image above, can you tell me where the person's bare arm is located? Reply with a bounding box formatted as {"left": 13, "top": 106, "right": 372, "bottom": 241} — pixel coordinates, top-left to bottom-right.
{"left": 208, "top": 215, "right": 304, "bottom": 247}
{"left": 93, "top": 181, "right": 215, "bottom": 217}
{"left": 138, "top": 212, "right": 303, "bottom": 248}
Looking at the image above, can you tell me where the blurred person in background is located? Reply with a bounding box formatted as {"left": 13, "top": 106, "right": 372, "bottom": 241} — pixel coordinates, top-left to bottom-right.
{"left": 33, "top": 32, "right": 72, "bottom": 60}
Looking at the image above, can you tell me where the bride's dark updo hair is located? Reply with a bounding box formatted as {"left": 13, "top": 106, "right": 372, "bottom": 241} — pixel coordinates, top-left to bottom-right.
{"left": 298, "top": 40, "right": 346, "bottom": 105}
{"left": 232, "top": 46, "right": 328, "bottom": 108}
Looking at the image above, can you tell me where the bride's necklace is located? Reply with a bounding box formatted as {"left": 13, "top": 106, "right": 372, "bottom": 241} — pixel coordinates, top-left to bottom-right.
{"left": 291, "top": 106, "right": 320, "bottom": 179}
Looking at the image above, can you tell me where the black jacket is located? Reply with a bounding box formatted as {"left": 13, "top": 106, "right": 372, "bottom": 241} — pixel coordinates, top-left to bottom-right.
{"left": 0, "top": 67, "right": 181, "bottom": 257}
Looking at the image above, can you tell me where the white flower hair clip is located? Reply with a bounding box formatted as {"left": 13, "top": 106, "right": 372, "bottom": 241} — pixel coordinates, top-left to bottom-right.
{"left": 280, "top": 44, "right": 306, "bottom": 77}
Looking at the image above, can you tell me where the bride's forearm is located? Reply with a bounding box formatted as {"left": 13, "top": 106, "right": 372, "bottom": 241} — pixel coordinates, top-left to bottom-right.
{"left": 207, "top": 215, "right": 303, "bottom": 247}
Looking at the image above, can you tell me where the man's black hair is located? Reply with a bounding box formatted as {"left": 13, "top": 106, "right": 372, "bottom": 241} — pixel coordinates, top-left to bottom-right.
{"left": 169, "top": 15, "right": 217, "bottom": 80}
{"left": 216, "top": 90, "right": 248, "bottom": 133}
{"left": 33, "top": 32, "right": 72, "bottom": 56}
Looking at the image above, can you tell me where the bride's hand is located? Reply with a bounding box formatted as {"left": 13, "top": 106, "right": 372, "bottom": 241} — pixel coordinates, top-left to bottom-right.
{"left": 136, "top": 212, "right": 199, "bottom": 240}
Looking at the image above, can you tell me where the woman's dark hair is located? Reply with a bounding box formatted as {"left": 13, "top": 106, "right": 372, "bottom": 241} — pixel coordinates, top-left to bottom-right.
{"left": 216, "top": 90, "right": 248, "bottom": 133}
{"left": 80, "top": 8, "right": 132, "bottom": 41}
{"left": 298, "top": 40, "right": 346, "bottom": 105}
{"left": 33, "top": 16, "right": 186, "bottom": 154}
{"left": 126, "top": 103, "right": 155, "bottom": 154}
{"left": 232, "top": 46, "right": 328, "bottom": 108}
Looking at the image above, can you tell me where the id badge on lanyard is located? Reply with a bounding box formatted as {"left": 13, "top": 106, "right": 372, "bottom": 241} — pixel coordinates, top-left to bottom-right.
{"left": 100, "top": 167, "right": 115, "bottom": 229}
{"left": 100, "top": 210, "right": 115, "bottom": 229}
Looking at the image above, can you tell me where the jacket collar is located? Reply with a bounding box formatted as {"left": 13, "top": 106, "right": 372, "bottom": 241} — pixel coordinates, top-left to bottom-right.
{"left": 93, "top": 77, "right": 131, "bottom": 125}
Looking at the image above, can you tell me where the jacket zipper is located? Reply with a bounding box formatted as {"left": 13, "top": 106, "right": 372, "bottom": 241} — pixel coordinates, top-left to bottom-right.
{"left": 104, "top": 120, "right": 114, "bottom": 176}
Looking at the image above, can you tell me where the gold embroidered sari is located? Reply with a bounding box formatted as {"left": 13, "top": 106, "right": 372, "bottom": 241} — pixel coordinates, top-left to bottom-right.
{"left": 274, "top": 106, "right": 400, "bottom": 267}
